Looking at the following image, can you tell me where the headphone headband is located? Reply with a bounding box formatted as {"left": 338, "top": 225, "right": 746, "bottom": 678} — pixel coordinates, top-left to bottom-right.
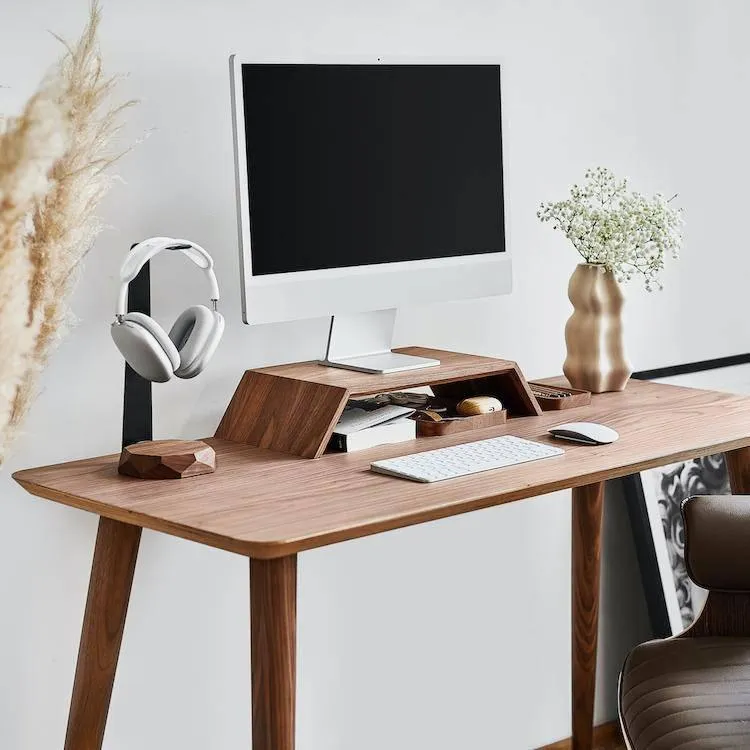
{"left": 116, "top": 237, "right": 220, "bottom": 316}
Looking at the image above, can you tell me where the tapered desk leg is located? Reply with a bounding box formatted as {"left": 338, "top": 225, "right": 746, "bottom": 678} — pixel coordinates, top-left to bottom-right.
{"left": 250, "top": 555, "right": 297, "bottom": 750}
{"left": 64, "top": 517, "right": 142, "bottom": 750}
{"left": 571, "top": 482, "right": 605, "bottom": 750}
{"left": 726, "top": 446, "right": 750, "bottom": 493}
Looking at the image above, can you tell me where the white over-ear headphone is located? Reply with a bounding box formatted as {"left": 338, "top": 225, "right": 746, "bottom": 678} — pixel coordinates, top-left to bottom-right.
{"left": 111, "top": 237, "right": 225, "bottom": 383}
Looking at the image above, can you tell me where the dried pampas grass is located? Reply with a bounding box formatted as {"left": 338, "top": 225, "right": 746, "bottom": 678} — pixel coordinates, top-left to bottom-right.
{"left": 0, "top": 2, "right": 134, "bottom": 461}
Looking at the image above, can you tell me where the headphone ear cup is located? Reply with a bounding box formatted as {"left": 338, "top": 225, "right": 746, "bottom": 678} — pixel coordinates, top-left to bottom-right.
{"left": 169, "top": 306, "right": 224, "bottom": 379}
{"left": 200, "top": 310, "right": 225, "bottom": 373}
{"left": 111, "top": 313, "right": 181, "bottom": 383}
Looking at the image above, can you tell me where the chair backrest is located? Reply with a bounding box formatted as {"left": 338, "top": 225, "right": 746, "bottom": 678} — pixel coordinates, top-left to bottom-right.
{"left": 683, "top": 495, "right": 750, "bottom": 591}
{"left": 618, "top": 494, "right": 750, "bottom": 749}
{"left": 682, "top": 495, "right": 750, "bottom": 637}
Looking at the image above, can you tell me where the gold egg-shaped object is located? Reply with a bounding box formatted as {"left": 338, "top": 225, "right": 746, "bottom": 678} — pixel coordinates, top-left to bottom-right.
{"left": 456, "top": 396, "right": 503, "bottom": 417}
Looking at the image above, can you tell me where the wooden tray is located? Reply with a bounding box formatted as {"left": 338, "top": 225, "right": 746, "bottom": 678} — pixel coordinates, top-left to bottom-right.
{"left": 528, "top": 382, "right": 591, "bottom": 411}
{"left": 415, "top": 409, "right": 507, "bottom": 437}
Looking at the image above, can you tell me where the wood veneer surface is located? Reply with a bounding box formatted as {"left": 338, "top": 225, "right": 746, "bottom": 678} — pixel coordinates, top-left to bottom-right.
{"left": 15, "top": 379, "right": 750, "bottom": 558}
{"left": 250, "top": 555, "right": 297, "bottom": 750}
{"left": 216, "top": 370, "right": 349, "bottom": 458}
{"left": 252, "top": 346, "right": 521, "bottom": 394}
{"left": 216, "top": 346, "right": 541, "bottom": 457}
{"left": 538, "top": 721, "right": 623, "bottom": 750}
{"left": 64, "top": 518, "right": 141, "bottom": 750}
{"left": 571, "top": 482, "right": 605, "bottom": 750}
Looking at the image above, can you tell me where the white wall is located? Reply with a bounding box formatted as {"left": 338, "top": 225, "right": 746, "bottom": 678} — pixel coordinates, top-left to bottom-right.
{"left": 1, "top": 1, "right": 748, "bottom": 748}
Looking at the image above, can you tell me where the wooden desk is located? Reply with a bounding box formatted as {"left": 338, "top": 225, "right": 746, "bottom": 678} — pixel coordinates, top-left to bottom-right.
{"left": 14, "top": 378, "right": 750, "bottom": 750}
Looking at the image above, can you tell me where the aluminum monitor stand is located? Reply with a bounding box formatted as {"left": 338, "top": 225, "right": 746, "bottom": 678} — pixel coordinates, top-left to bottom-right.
{"left": 321, "top": 309, "right": 440, "bottom": 374}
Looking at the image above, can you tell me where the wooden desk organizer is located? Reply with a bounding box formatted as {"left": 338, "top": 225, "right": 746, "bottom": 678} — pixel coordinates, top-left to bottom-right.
{"left": 216, "top": 347, "right": 542, "bottom": 458}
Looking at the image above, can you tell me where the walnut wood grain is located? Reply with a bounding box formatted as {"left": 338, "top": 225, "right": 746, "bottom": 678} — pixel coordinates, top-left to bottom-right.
{"left": 537, "top": 720, "right": 623, "bottom": 750}
{"left": 14, "top": 379, "right": 750, "bottom": 559}
{"left": 250, "top": 555, "right": 297, "bottom": 750}
{"left": 414, "top": 408, "right": 506, "bottom": 438}
{"left": 253, "top": 346, "right": 528, "bottom": 394}
{"left": 683, "top": 591, "right": 750, "bottom": 638}
{"left": 118, "top": 439, "right": 215, "bottom": 479}
{"left": 216, "top": 371, "right": 349, "bottom": 458}
{"left": 64, "top": 518, "right": 141, "bottom": 750}
{"left": 432, "top": 367, "right": 542, "bottom": 417}
{"left": 215, "top": 347, "right": 541, "bottom": 457}
{"left": 528, "top": 382, "right": 592, "bottom": 411}
{"left": 726, "top": 446, "right": 750, "bottom": 495}
{"left": 571, "top": 482, "right": 604, "bottom": 750}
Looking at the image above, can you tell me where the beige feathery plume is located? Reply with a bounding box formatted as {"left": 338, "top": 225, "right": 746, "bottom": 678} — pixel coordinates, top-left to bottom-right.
{"left": 0, "top": 2, "right": 135, "bottom": 461}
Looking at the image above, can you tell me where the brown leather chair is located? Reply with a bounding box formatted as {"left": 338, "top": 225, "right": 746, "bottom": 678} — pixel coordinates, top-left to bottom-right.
{"left": 619, "top": 495, "right": 750, "bottom": 749}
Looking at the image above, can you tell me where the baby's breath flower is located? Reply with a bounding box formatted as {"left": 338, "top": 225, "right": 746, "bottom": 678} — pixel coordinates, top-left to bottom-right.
{"left": 538, "top": 168, "right": 683, "bottom": 291}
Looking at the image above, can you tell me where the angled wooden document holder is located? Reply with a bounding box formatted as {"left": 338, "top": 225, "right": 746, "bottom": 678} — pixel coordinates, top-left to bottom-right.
{"left": 216, "top": 346, "right": 543, "bottom": 458}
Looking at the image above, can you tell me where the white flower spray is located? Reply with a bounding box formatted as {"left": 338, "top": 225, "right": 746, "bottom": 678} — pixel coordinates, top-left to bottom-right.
{"left": 537, "top": 167, "right": 683, "bottom": 291}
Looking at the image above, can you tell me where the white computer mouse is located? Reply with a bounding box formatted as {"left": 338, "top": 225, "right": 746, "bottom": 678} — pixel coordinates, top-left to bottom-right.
{"left": 548, "top": 422, "right": 619, "bottom": 445}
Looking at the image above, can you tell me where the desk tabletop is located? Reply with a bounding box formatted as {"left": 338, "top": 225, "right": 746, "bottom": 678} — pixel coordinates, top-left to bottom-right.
{"left": 13, "top": 379, "right": 750, "bottom": 558}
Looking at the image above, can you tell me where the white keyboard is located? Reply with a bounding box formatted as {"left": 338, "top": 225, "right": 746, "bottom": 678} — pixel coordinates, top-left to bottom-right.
{"left": 370, "top": 435, "right": 564, "bottom": 483}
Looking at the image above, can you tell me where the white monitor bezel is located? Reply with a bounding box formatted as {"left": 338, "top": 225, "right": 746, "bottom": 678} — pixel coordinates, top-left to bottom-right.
{"left": 230, "top": 55, "right": 512, "bottom": 325}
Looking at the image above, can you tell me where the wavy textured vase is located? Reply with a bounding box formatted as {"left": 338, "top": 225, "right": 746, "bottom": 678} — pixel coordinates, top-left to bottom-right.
{"left": 563, "top": 263, "right": 632, "bottom": 393}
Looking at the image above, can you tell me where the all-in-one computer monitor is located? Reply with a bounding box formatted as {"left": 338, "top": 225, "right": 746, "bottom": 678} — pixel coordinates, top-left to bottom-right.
{"left": 230, "top": 58, "right": 510, "bottom": 372}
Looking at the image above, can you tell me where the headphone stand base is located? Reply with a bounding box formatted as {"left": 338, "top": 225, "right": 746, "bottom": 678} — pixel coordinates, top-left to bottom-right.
{"left": 118, "top": 439, "right": 215, "bottom": 479}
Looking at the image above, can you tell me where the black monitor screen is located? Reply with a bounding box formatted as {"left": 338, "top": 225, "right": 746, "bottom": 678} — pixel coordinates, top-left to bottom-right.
{"left": 240, "top": 64, "right": 505, "bottom": 276}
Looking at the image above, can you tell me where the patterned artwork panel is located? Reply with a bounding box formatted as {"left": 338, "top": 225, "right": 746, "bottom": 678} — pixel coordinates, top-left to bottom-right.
{"left": 639, "top": 454, "right": 729, "bottom": 629}
{"left": 625, "top": 360, "right": 750, "bottom": 636}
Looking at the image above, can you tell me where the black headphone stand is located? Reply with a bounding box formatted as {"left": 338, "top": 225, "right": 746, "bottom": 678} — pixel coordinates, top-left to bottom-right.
{"left": 121, "top": 253, "right": 152, "bottom": 450}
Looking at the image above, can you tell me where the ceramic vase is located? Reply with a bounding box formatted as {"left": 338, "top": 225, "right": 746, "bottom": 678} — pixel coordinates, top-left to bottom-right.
{"left": 563, "top": 263, "right": 632, "bottom": 393}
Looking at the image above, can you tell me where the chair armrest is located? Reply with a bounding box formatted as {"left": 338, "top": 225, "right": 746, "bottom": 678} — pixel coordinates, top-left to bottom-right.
{"left": 683, "top": 495, "right": 750, "bottom": 591}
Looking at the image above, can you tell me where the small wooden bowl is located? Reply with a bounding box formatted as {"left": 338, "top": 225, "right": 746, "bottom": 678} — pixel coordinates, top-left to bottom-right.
{"left": 528, "top": 382, "right": 592, "bottom": 411}
{"left": 415, "top": 409, "right": 507, "bottom": 437}
{"left": 118, "top": 440, "right": 216, "bottom": 480}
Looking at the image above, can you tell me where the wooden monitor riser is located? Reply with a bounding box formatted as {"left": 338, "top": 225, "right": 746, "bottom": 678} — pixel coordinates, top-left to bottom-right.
{"left": 14, "top": 347, "right": 750, "bottom": 750}
{"left": 215, "top": 346, "right": 542, "bottom": 458}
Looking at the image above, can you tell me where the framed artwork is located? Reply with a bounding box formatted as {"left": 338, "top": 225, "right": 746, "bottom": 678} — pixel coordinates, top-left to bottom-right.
{"left": 623, "top": 455, "right": 728, "bottom": 636}
{"left": 624, "top": 357, "right": 750, "bottom": 637}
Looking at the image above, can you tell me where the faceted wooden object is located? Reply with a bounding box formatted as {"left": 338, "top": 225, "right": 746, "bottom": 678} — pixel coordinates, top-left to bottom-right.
{"left": 118, "top": 440, "right": 216, "bottom": 480}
